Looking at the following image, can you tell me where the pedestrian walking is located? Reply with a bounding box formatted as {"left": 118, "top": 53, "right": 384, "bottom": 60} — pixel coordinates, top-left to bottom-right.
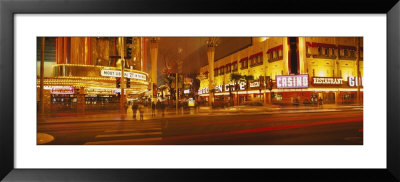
{"left": 161, "top": 102, "right": 165, "bottom": 117}
{"left": 139, "top": 102, "right": 145, "bottom": 120}
{"left": 156, "top": 100, "right": 161, "bottom": 116}
{"left": 318, "top": 97, "right": 323, "bottom": 108}
{"left": 132, "top": 102, "right": 138, "bottom": 120}
{"left": 151, "top": 101, "right": 156, "bottom": 117}
{"left": 124, "top": 102, "right": 129, "bottom": 113}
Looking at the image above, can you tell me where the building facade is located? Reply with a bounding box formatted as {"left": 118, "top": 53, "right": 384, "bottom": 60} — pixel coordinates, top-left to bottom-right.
{"left": 198, "top": 37, "right": 363, "bottom": 106}
{"left": 37, "top": 37, "right": 151, "bottom": 112}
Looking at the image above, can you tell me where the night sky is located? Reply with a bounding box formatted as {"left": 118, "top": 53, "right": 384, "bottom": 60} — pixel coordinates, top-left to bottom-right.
{"left": 37, "top": 37, "right": 252, "bottom": 82}
{"left": 148, "top": 37, "right": 252, "bottom": 74}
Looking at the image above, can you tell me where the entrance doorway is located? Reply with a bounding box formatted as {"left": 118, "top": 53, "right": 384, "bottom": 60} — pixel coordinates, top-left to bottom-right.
{"left": 323, "top": 92, "right": 336, "bottom": 104}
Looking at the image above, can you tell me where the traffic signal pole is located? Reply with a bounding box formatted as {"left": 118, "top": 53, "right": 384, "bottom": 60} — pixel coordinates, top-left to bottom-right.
{"left": 39, "top": 37, "right": 45, "bottom": 113}
{"left": 119, "top": 37, "right": 125, "bottom": 113}
{"left": 176, "top": 73, "right": 178, "bottom": 113}
{"left": 356, "top": 37, "right": 361, "bottom": 105}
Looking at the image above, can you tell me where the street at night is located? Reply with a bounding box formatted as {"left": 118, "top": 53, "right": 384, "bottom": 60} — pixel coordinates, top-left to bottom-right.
{"left": 37, "top": 105, "right": 363, "bottom": 145}
{"left": 36, "top": 36, "right": 364, "bottom": 145}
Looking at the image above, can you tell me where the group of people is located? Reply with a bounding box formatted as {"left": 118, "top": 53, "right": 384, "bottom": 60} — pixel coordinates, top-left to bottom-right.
{"left": 151, "top": 100, "right": 166, "bottom": 118}
{"left": 130, "top": 100, "right": 166, "bottom": 120}
{"left": 131, "top": 102, "right": 145, "bottom": 120}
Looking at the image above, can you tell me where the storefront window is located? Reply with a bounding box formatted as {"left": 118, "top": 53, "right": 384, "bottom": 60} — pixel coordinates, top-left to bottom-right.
{"left": 342, "top": 93, "right": 355, "bottom": 104}
{"left": 272, "top": 93, "right": 282, "bottom": 101}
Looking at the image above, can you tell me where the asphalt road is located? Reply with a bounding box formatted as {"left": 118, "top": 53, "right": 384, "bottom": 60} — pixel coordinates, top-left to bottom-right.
{"left": 37, "top": 108, "right": 363, "bottom": 145}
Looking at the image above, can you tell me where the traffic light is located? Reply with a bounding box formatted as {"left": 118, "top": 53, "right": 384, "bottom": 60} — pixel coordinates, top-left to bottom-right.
{"left": 126, "top": 78, "right": 130, "bottom": 88}
{"left": 126, "top": 47, "right": 132, "bottom": 59}
{"left": 126, "top": 37, "right": 132, "bottom": 44}
{"left": 260, "top": 76, "right": 265, "bottom": 88}
{"left": 268, "top": 79, "right": 273, "bottom": 90}
{"left": 153, "top": 84, "right": 157, "bottom": 97}
{"left": 116, "top": 77, "right": 121, "bottom": 88}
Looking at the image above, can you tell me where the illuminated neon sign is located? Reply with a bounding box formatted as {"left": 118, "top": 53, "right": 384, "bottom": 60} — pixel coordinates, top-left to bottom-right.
{"left": 101, "top": 70, "right": 146, "bottom": 80}
{"left": 276, "top": 74, "right": 309, "bottom": 89}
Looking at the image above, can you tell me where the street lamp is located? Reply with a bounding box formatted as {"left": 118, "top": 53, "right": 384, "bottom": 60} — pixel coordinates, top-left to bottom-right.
{"left": 119, "top": 37, "right": 126, "bottom": 113}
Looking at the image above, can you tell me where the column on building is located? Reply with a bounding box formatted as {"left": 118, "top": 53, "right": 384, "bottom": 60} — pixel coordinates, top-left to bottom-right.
{"left": 56, "top": 38, "right": 64, "bottom": 64}
{"left": 132, "top": 37, "right": 142, "bottom": 70}
{"left": 141, "top": 37, "right": 146, "bottom": 72}
{"left": 282, "top": 37, "right": 289, "bottom": 75}
{"left": 85, "top": 37, "right": 92, "bottom": 65}
{"left": 206, "top": 38, "right": 217, "bottom": 106}
{"left": 56, "top": 37, "right": 71, "bottom": 64}
{"left": 298, "top": 37, "right": 307, "bottom": 74}
{"left": 70, "top": 37, "right": 82, "bottom": 64}
{"left": 149, "top": 37, "right": 160, "bottom": 85}
{"left": 57, "top": 37, "right": 93, "bottom": 65}
{"left": 77, "top": 87, "right": 85, "bottom": 112}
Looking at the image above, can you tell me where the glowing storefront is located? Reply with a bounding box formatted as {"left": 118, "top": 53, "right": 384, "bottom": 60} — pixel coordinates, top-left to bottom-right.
{"left": 198, "top": 37, "right": 363, "bottom": 106}
{"left": 37, "top": 37, "right": 151, "bottom": 111}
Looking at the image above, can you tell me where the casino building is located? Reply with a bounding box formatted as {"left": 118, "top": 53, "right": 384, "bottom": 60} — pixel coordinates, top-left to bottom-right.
{"left": 198, "top": 37, "right": 363, "bottom": 106}
{"left": 37, "top": 37, "right": 151, "bottom": 112}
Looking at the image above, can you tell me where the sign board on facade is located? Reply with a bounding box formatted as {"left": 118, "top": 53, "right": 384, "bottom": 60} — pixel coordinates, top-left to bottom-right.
{"left": 276, "top": 74, "right": 309, "bottom": 89}
{"left": 223, "top": 82, "right": 246, "bottom": 91}
{"left": 313, "top": 77, "right": 343, "bottom": 85}
{"left": 198, "top": 87, "right": 209, "bottom": 94}
{"left": 249, "top": 81, "right": 260, "bottom": 88}
{"left": 51, "top": 86, "right": 75, "bottom": 94}
{"left": 101, "top": 70, "right": 147, "bottom": 80}
{"left": 348, "top": 76, "right": 363, "bottom": 87}
{"left": 215, "top": 85, "right": 223, "bottom": 92}
{"left": 85, "top": 88, "right": 114, "bottom": 95}
{"left": 200, "top": 81, "right": 247, "bottom": 94}
{"left": 188, "top": 98, "right": 195, "bottom": 107}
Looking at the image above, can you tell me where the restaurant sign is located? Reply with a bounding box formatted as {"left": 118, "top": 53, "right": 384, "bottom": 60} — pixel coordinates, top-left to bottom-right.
{"left": 101, "top": 70, "right": 147, "bottom": 80}
{"left": 313, "top": 77, "right": 343, "bottom": 85}
{"left": 276, "top": 74, "right": 309, "bottom": 89}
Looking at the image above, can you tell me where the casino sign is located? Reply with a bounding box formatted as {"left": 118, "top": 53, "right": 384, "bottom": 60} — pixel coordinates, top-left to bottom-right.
{"left": 276, "top": 74, "right": 309, "bottom": 89}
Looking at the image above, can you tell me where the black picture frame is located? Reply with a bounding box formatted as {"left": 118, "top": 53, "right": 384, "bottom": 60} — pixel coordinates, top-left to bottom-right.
{"left": 1, "top": 0, "right": 400, "bottom": 181}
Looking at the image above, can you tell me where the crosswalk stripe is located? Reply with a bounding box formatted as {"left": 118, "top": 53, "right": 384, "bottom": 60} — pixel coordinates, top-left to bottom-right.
{"left": 85, "top": 137, "right": 162, "bottom": 145}
{"left": 96, "top": 132, "right": 162, "bottom": 138}
{"left": 104, "top": 127, "right": 161, "bottom": 133}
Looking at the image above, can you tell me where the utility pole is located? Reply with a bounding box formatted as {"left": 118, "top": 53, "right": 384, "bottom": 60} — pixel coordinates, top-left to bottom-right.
{"left": 150, "top": 80, "right": 153, "bottom": 108}
{"left": 176, "top": 72, "right": 178, "bottom": 112}
{"left": 39, "top": 37, "right": 45, "bottom": 113}
{"left": 356, "top": 37, "right": 361, "bottom": 105}
{"left": 120, "top": 37, "right": 125, "bottom": 112}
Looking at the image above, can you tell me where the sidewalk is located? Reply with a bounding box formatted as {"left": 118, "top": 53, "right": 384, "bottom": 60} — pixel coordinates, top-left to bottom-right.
{"left": 37, "top": 104, "right": 363, "bottom": 124}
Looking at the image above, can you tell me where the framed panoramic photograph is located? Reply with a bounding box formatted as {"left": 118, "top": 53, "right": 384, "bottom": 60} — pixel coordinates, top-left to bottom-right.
{"left": 1, "top": 0, "right": 400, "bottom": 181}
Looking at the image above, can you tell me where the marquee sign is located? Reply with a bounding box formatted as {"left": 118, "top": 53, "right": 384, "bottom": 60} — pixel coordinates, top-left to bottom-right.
{"left": 276, "top": 74, "right": 309, "bottom": 89}
{"left": 101, "top": 70, "right": 147, "bottom": 80}
{"left": 313, "top": 77, "right": 343, "bottom": 85}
